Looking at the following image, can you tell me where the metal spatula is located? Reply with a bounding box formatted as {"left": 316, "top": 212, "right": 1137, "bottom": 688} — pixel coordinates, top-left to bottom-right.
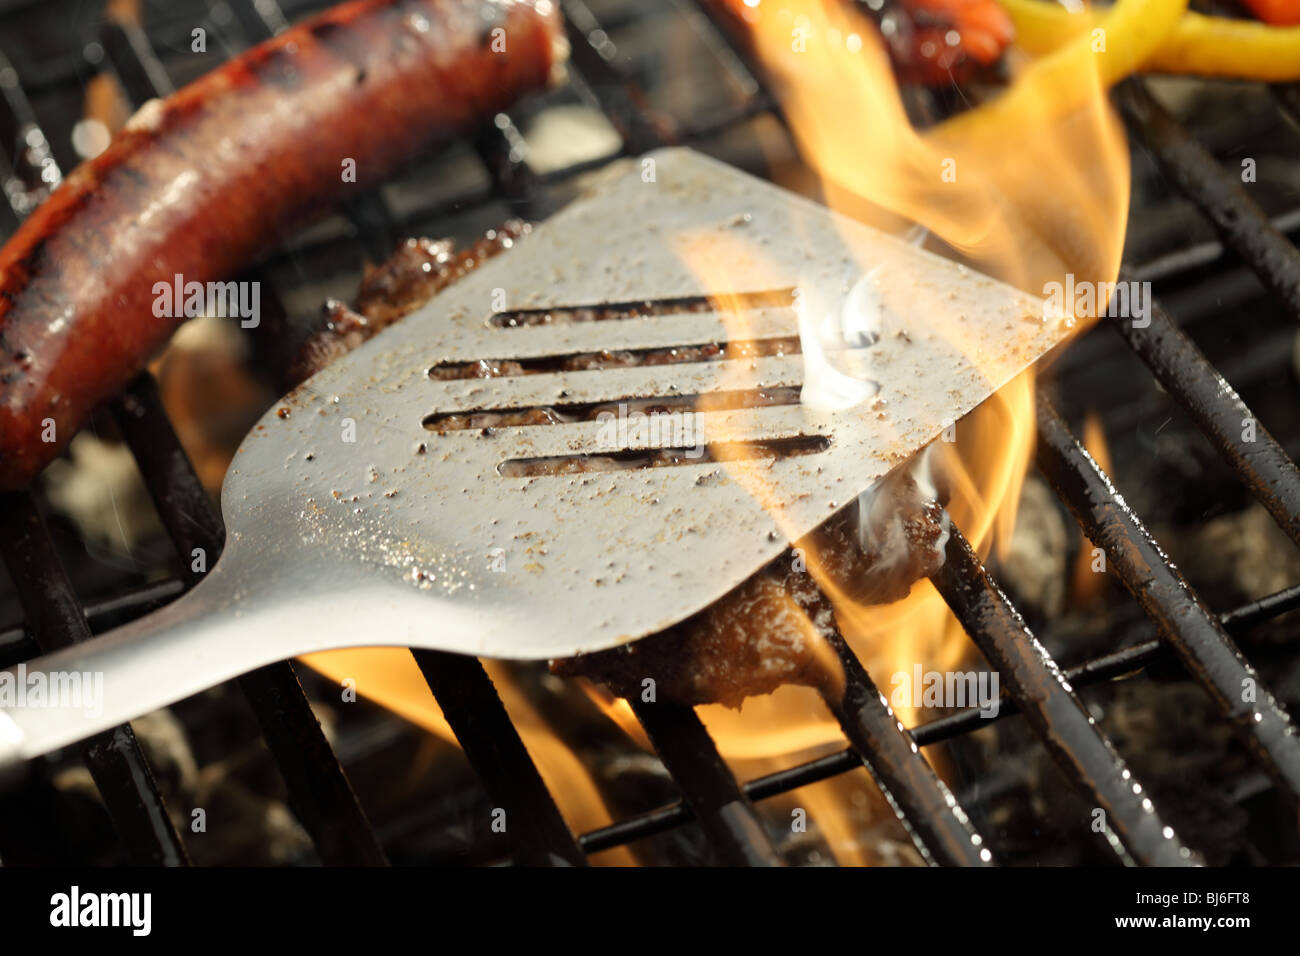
{"left": 0, "top": 148, "right": 1067, "bottom": 763}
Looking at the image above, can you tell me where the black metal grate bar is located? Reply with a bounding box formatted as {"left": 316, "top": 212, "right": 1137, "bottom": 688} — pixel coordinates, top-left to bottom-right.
{"left": 933, "top": 525, "right": 1197, "bottom": 866}
{"left": 629, "top": 697, "right": 783, "bottom": 865}
{"left": 474, "top": 117, "right": 557, "bottom": 221}
{"left": 1109, "top": 290, "right": 1300, "bottom": 549}
{"left": 1274, "top": 84, "right": 1300, "bottom": 129}
{"left": 251, "top": 0, "right": 386, "bottom": 285}
{"left": 0, "top": 492, "right": 190, "bottom": 865}
{"left": 111, "top": 374, "right": 388, "bottom": 866}
{"left": 100, "top": 15, "right": 176, "bottom": 100}
{"left": 227, "top": 0, "right": 291, "bottom": 41}
{"left": 691, "top": 0, "right": 769, "bottom": 109}
{"left": 413, "top": 649, "right": 587, "bottom": 866}
{"left": 671, "top": 0, "right": 761, "bottom": 100}
{"left": 0, "top": 578, "right": 184, "bottom": 667}
{"left": 817, "top": 625, "right": 993, "bottom": 866}
{"left": 1036, "top": 396, "right": 1300, "bottom": 803}
{"left": 1119, "top": 80, "right": 1300, "bottom": 322}
{"left": 0, "top": 49, "right": 61, "bottom": 218}
{"left": 560, "top": 0, "right": 671, "bottom": 153}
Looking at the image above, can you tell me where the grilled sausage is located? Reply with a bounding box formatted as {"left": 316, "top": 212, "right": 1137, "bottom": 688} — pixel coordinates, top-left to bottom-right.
{"left": 0, "top": 0, "right": 566, "bottom": 490}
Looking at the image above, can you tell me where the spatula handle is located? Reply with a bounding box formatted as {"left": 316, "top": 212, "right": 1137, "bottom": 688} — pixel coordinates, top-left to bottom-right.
{"left": 0, "top": 575, "right": 284, "bottom": 765}
{"left": 0, "top": 564, "right": 491, "bottom": 768}
{"left": 0, "top": 539, "right": 492, "bottom": 769}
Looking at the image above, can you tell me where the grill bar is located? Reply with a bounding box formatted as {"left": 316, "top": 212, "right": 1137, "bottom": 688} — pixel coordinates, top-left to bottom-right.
{"left": 1036, "top": 396, "right": 1300, "bottom": 803}
{"left": 100, "top": 15, "right": 175, "bottom": 99}
{"left": 1108, "top": 294, "right": 1300, "bottom": 548}
{"left": 817, "top": 625, "right": 993, "bottom": 866}
{"left": 560, "top": 0, "right": 669, "bottom": 153}
{"left": 229, "top": 0, "right": 290, "bottom": 41}
{"left": 0, "top": 49, "right": 60, "bottom": 218}
{"left": 475, "top": 117, "right": 556, "bottom": 221}
{"left": 691, "top": 0, "right": 770, "bottom": 112}
{"left": 629, "top": 697, "right": 783, "bottom": 865}
{"left": 933, "top": 525, "right": 1196, "bottom": 865}
{"left": 1119, "top": 80, "right": 1300, "bottom": 322}
{"left": 111, "top": 374, "right": 388, "bottom": 866}
{"left": 1274, "top": 84, "right": 1300, "bottom": 129}
{"left": 413, "top": 649, "right": 587, "bottom": 866}
{"left": 0, "top": 492, "right": 190, "bottom": 866}
{"left": 0, "top": 578, "right": 184, "bottom": 668}
{"left": 468, "top": 1, "right": 778, "bottom": 867}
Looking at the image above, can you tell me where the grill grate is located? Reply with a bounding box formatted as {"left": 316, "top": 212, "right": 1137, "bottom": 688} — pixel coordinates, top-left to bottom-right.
{"left": 0, "top": 490, "right": 188, "bottom": 865}
{"left": 932, "top": 526, "right": 1194, "bottom": 866}
{"left": 1, "top": 0, "right": 1299, "bottom": 866}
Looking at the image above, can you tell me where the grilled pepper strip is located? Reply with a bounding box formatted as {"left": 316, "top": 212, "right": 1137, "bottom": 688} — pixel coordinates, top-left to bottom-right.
{"left": 935, "top": 0, "right": 1188, "bottom": 152}
{"left": 1000, "top": 0, "right": 1300, "bottom": 81}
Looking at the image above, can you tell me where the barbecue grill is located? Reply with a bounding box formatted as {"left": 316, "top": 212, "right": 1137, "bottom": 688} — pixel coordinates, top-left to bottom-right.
{"left": 1, "top": 0, "right": 1299, "bottom": 868}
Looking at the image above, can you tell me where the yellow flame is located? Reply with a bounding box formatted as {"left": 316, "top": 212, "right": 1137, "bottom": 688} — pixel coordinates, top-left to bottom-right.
{"left": 1070, "top": 411, "right": 1112, "bottom": 604}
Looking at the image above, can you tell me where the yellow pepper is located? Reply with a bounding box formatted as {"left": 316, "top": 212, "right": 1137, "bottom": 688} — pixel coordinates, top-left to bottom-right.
{"left": 935, "top": 0, "right": 1189, "bottom": 151}
{"left": 999, "top": 0, "right": 1300, "bottom": 82}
